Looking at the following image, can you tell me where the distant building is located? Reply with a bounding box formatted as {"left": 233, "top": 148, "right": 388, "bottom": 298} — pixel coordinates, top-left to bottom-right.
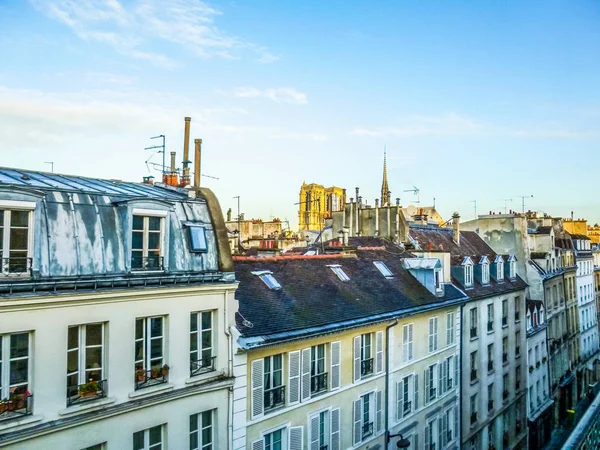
{"left": 224, "top": 215, "right": 305, "bottom": 254}
{"left": 298, "top": 182, "right": 345, "bottom": 231}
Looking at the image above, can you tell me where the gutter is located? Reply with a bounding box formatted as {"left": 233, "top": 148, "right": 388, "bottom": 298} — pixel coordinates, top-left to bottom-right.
{"left": 384, "top": 319, "right": 399, "bottom": 449}
{"left": 459, "top": 302, "right": 465, "bottom": 449}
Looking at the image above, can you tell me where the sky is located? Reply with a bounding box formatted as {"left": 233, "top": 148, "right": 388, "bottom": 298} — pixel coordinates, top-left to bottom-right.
{"left": 1, "top": 0, "right": 599, "bottom": 227}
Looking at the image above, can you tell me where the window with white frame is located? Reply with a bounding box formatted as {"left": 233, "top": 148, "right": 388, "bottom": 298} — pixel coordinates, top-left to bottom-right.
{"left": 133, "top": 424, "right": 164, "bottom": 450}
{"left": 470, "top": 394, "right": 478, "bottom": 424}
{"left": 373, "top": 261, "right": 394, "bottom": 278}
{"left": 482, "top": 262, "right": 490, "bottom": 284}
{"left": 434, "top": 268, "right": 443, "bottom": 292}
{"left": 263, "top": 428, "right": 285, "bottom": 450}
{"left": 424, "top": 417, "right": 438, "bottom": 450}
{"left": 328, "top": 264, "right": 350, "bottom": 281}
{"left": 470, "top": 307, "right": 478, "bottom": 338}
{"left": 509, "top": 260, "right": 516, "bottom": 279}
{"left": 0, "top": 332, "right": 31, "bottom": 416}
{"left": 502, "top": 299, "right": 508, "bottom": 326}
{"left": 190, "top": 410, "right": 213, "bottom": 450}
{"left": 253, "top": 271, "right": 282, "bottom": 290}
{"left": 263, "top": 354, "right": 284, "bottom": 411}
{"left": 131, "top": 214, "right": 165, "bottom": 270}
{"left": 425, "top": 363, "right": 437, "bottom": 403}
{"left": 497, "top": 260, "right": 504, "bottom": 280}
{"left": 188, "top": 225, "right": 208, "bottom": 252}
{"left": 402, "top": 324, "right": 413, "bottom": 363}
{"left": 428, "top": 317, "right": 438, "bottom": 353}
{"left": 190, "top": 311, "right": 214, "bottom": 376}
{"left": 310, "top": 344, "right": 327, "bottom": 394}
{"left": 0, "top": 208, "right": 33, "bottom": 274}
{"left": 310, "top": 409, "right": 332, "bottom": 450}
{"left": 397, "top": 374, "right": 415, "bottom": 419}
{"left": 446, "top": 312, "right": 455, "bottom": 346}
{"left": 465, "top": 262, "right": 474, "bottom": 286}
{"left": 134, "top": 316, "right": 166, "bottom": 388}
{"left": 487, "top": 303, "right": 494, "bottom": 332}
{"left": 360, "top": 333, "right": 374, "bottom": 377}
{"left": 67, "top": 324, "right": 105, "bottom": 404}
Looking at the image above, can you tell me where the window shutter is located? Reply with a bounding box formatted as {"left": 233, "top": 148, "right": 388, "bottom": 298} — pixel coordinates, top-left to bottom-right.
{"left": 251, "top": 359, "right": 264, "bottom": 418}
{"left": 408, "top": 325, "right": 413, "bottom": 360}
{"left": 425, "top": 368, "right": 430, "bottom": 404}
{"left": 414, "top": 373, "right": 419, "bottom": 410}
{"left": 424, "top": 424, "right": 430, "bottom": 450}
{"left": 353, "top": 336, "right": 361, "bottom": 383}
{"left": 402, "top": 326, "right": 408, "bottom": 362}
{"left": 288, "top": 350, "right": 301, "bottom": 405}
{"left": 434, "top": 318, "right": 438, "bottom": 351}
{"left": 353, "top": 398, "right": 363, "bottom": 445}
{"left": 440, "top": 360, "right": 447, "bottom": 395}
{"left": 375, "top": 330, "right": 384, "bottom": 373}
{"left": 251, "top": 439, "right": 264, "bottom": 450}
{"left": 376, "top": 390, "right": 383, "bottom": 434}
{"left": 289, "top": 426, "right": 303, "bottom": 450}
{"left": 330, "top": 341, "right": 341, "bottom": 390}
{"left": 454, "top": 354, "right": 459, "bottom": 390}
{"left": 454, "top": 406, "right": 459, "bottom": 443}
{"left": 396, "top": 381, "right": 403, "bottom": 421}
{"left": 310, "top": 414, "right": 320, "bottom": 450}
{"left": 414, "top": 433, "right": 419, "bottom": 450}
{"left": 438, "top": 417, "right": 444, "bottom": 449}
{"left": 301, "top": 348, "right": 312, "bottom": 401}
{"left": 330, "top": 408, "right": 341, "bottom": 450}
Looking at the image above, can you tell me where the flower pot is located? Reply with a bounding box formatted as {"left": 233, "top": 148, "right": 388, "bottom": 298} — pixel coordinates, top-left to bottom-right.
{"left": 0, "top": 403, "right": 7, "bottom": 414}
{"left": 161, "top": 367, "right": 169, "bottom": 377}
{"left": 16, "top": 399, "right": 25, "bottom": 409}
{"left": 6, "top": 401, "right": 15, "bottom": 412}
{"left": 80, "top": 390, "right": 96, "bottom": 398}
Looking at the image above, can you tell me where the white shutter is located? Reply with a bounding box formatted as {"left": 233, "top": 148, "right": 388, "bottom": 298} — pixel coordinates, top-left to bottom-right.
{"left": 353, "top": 398, "right": 362, "bottom": 445}
{"left": 301, "top": 348, "right": 312, "bottom": 401}
{"left": 438, "top": 417, "right": 444, "bottom": 449}
{"left": 353, "top": 336, "right": 361, "bottom": 383}
{"left": 396, "top": 381, "right": 403, "bottom": 421}
{"left": 424, "top": 424, "right": 430, "bottom": 450}
{"left": 310, "top": 414, "right": 320, "bottom": 450}
{"left": 375, "top": 330, "right": 384, "bottom": 374}
{"left": 376, "top": 390, "right": 383, "bottom": 434}
{"left": 454, "top": 353, "right": 459, "bottom": 390}
{"left": 402, "top": 325, "right": 409, "bottom": 362}
{"left": 440, "top": 360, "right": 447, "bottom": 395}
{"left": 408, "top": 325, "right": 413, "bottom": 360}
{"left": 438, "top": 362, "right": 443, "bottom": 397}
{"left": 289, "top": 426, "right": 303, "bottom": 450}
{"left": 331, "top": 408, "right": 341, "bottom": 450}
{"left": 434, "top": 317, "right": 438, "bottom": 351}
{"left": 414, "top": 373, "right": 419, "bottom": 410}
{"left": 454, "top": 406, "right": 459, "bottom": 442}
{"left": 251, "top": 359, "right": 264, "bottom": 418}
{"left": 330, "top": 341, "right": 341, "bottom": 390}
{"left": 251, "top": 439, "right": 264, "bottom": 450}
{"left": 288, "top": 350, "right": 301, "bottom": 405}
{"left": 424, "top": 368, "right": 430, "bottom": 404}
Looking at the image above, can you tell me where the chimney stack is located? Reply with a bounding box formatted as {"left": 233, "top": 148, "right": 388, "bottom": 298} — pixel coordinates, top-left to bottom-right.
{"left": 194, "top": 138, "right": 202, "bottom": 188}
{"left": 170, "top": 151, "right": 176, "bottom": 173}
{"left": 452, "top": 212, "right": 460, "bottom": 245}
{"left": 227, "top": 208, "right": 232, "bottom": 221}
{"left": 181, "top": 117, "right": 192, "bottom": 186}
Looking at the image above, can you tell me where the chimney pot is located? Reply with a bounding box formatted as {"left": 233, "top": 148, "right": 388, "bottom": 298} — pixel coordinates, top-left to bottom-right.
{"left": 452, "top": 212, "right": 460, "bottom": 245}
{"left": 181, "top": 117, "right": 192, "bottom": 186}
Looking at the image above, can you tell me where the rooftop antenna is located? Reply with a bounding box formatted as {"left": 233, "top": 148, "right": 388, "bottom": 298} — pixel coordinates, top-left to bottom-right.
{"left": 503, "top": 198, "right": 513, "bottom": 214}
{"left": 44, "top": 161, "right": 54, "bottom": 173}
{"left": 233, "top": 196, "right": 241, "bottom": 249}
{"left": 470, "top": 200, "right": 477, "bottom": 218}
{"left": 145, "top": 134, "right": 166, "bottom": 177}
{"left": 515, "top": 195, "right": 534, "bottom": 214}
{"left": 433, "top": 197, "right": 436, "bottom": 208}
{"left": 403, "top": 186, "right": 420, "bottom": 205}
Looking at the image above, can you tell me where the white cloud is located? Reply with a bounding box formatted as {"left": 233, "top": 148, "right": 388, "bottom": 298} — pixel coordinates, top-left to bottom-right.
{"left": 30, "top": 0, "right": 275, "bottom": 67}
{"left": 231, "top": 87, "right": 308, "bottom": 104}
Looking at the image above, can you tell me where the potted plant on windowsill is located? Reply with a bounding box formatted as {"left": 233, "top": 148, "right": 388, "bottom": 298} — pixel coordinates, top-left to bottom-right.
{"left": 0, "top": 398, "right": 8, "bottom": 414}
{"left": 136, "top": 368, "right": 145, "bottom": 382}
{"left": 78, "top": 380, "right": 99, "bottom": 398}
{"left": 151, "top": 366, "right": 162, "bottom": 379}
{"left": 161, "top": 364, "right": 170, "bottom": 377}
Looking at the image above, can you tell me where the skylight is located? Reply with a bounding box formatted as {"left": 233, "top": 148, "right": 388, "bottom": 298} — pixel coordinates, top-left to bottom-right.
{"left": 251, "top": 270, "right": 282, "bottom": 290}
{"left": 327, "top": 264, "right": 350, "bottom": 281}
{"left": 188, "top": 226, "right": 208, "bottom": 252}
{"left": 373, "top": 261, "right": 394, "bottom": 278}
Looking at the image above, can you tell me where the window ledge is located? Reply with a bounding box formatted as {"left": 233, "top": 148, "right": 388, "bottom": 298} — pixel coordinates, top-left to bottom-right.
{"left": 129, "top": 383, "right": 174, "bottom": 399}
{"left": 0, "top": 414, "right": 43, "bottom": 433}
{"left": 185, "top": 370, "right": 225, "bottom": 386}
{"left": 470, "top": 336, "right": 479, "bottom": 342}
{"left": 59, "top": 397, "right": 116, "bottom": 417}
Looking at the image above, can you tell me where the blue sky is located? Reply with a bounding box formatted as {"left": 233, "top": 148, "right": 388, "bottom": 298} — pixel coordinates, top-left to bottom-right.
{"left": 1, "top": 1, "right": 599, "bottom": 226}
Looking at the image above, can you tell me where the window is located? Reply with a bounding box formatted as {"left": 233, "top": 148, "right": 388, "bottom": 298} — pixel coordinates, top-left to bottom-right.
{"left": 487, "top": 344, "right": 494, "bottom": 372}
{"left": 425, "top": 418, "right": 437, "bottom": 450}
{"left": 190, "top": 410, "right": 213, "bottom": 450}
{"left": 135, "top": 317, "right": 166, "bottom": 389}
{"left": 133, "top": 425, "right": 164, "bottom": 450}
{"left": 428, "top": 317, "right": 438, "bottom": 353}
{"left": 470, "top": 351, "right": 478, "bottom": 382}
{"left": 434, "top": 269, "right": 443, "bottom": 291}
{"left": 470, "top": 307, "right": 478, "bottom": 338}
{"left": 465, "top": 263, "right": 474, "bottom": 286}
{"left": 503, "top": 374, "right": 509, "bottom": 401}
{"left": 488, "top": 422, "right": 495, "bottom": 449}
{"left": 328, "top": 265, "right": 350, "bottom": 281}
{"left": 446, "top": 312, "right": 455, "bottom": 345}
{"left": 264, "top": 428, "right": 285, "bottom": 450}
{"left": 264, "top": 354, "right": 284, "bottom": 411}
{"left": 487, "top": 304, "right": 494, "bottom": 332}
{"left": 502, "top": 337, "right": 508, "bottom": 364}
{"left": 360, "top": 333, "right": 373, "bottom": 376}
{"left": 354, "top": 392, "right": 376, "bottom": 443}
{"left": 482, "top": 262, "right": 490, "bottom": 284}
{"left": 509, "top": 260, "right": 516, "bottom": 279}
{"left": 502, "top": 300, "right": 508, "bottom": 326}
{"left": 311, "top": 344, "right": 327, "bottom": 394}
{"left": 488, "top": 383, "right": 494, "bottom": 411}
{"left": 190, "top": 311, "right": 214, "bottom": 376}
{"left": 188, "top": 226, "right": 208, "bottom": 252}
{"left": 310, "top": 410, "right": 330, "bottom": 449}
{"left": 515, "top": 296, "right": 521, "bottom": 322}
{"left": 253, "top": 271, "right": 282, "bottom": 290}
{"left": 402, "top": 324, "right": 413, "bottom": 363}
{"left": 0, "top": 332, "right": 31, "bottom": 419}
{"left": 470, "top": 394, "right": 478, "bottom": 424}
{"left": 82, "top": 445, "right": 105, "bottom": 450}
{"left": 373, "top": 261, "right": 393, "bottom": 278}
{"left": 131, "top": 214, "right": 164, "bottom": 270}
{"left": 398, "top": 374, "right": 414, "bottom": 418}
{"left": 497, "top": 260, "right": 504, "bottom": 280}
{"left": 0, "top": 209, "right": 33, "bottom": 274}
{"left": 67, "top": 324, "right": 105, "bottom": 405}
{"left": 426, "top": 364, "right": 437, "bottom": 403}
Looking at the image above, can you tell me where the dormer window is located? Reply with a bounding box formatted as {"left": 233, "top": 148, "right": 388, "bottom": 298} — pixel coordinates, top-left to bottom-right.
{"left": 373, "top": 261, "right": 393, "bottom": 278}
{"left": 482, "top": 262, "right": 490, "bottom": 284}
{"left": 131, "top": 210, "right": 166, "bottom": 271}
{"left": 434, "top": 268, "right": 443, "bottom": 292}
{"left": 252, "top": 270, "right": 281, "bottom": 290}
{"left": 465, "top": 263, "right": 474, "bottom": 287}
{"left": 539, "top": 306, "right": 545, "bottom": 324}
{"left": 507, "top": 257, "right": 517, "bottom": 279}
{"left": 328, "top": 264, "right": 350, "bottom": 281}
{"left": 0, "top": 204, "right": 35, "bottom": 275}
{"left": 497, "top": 261, "right": 504, "bottom": 280}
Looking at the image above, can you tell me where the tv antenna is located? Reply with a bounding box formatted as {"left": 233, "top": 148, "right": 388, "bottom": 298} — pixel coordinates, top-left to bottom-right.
{"left": 403, "top": 186, "right": 420, "bottom": 205}
{"left": 145, "top": 135, "right": 166, "bottom": 177}
{"left": 503, "top": 198, "right": 513, "bottom": 214}
{"left": 470, "top": 200, "right": 477, "bottom": 218}
{"left": 44, "top": 161, "right": 54, "bottom": 173}
{"left": 515, "top": 195, "right": 534, "bottom": 214}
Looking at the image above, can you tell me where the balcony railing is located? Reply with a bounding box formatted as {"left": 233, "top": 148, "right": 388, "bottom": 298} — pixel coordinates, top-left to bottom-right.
{"left": 1, "top": 257, "right": 32, "bottom": 276}
{"left": 131, "top": 255, "right": 164, "bottom": 271}
{"left": 264, "top": 385, "right": 285, "bottom": 411}
{"left": 470, "top": 327, "right": 477, "bottom": 338}
{"left": 361, "top": 358, "right": 374, "bottom": 377}
{"left": 362, "top": 421, "right": 373, "bottom": 439}
{"left": 320, "top": 446, "right": 328, "bottom": 450}
{"left": 67, "top": 379, "right": 107, "bottom": 406}
{"left": 0, "top": 393, "right": 33, "bottom": 422}
{"left": 190, "top": 356, "right": 216, "bottom": 377}
{"left": 311, "top": 372, "right": 328, "bottom": 395}
{"left": 135, "top": 366, "right": 168, "bottom": 390}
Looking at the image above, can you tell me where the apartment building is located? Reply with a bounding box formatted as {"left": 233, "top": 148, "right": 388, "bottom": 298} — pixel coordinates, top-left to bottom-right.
{"left": 0, "top": 167, "right": 237, "bottom": 449}
{"left": 232, "top": 238, "right": 466, "bottom": 450}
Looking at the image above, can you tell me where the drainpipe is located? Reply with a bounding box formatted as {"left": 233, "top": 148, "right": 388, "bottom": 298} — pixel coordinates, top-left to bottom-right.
{"left": 224, "top": 289, "right": 234, "bottom": 449}
{"left": 385, "top": 319, "right": 399, "bottom": 449}
{"left": 459, "top": 302, "right": 465, "bottom": 449}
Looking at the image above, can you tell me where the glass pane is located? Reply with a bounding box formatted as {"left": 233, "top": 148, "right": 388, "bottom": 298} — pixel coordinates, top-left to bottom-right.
{"left": 86, "top": 347, "right": 102, "bottom": 369}
{"left": 150, "top": 318, "right": 163, "bottom": 337}
{"left": 190, "top": 431, "right": 198, "bottom": 450}
{"left": 202, "top": 411, "right": 212, "bottom": 428}
{"left": 68, "top": 327, "right": 79, "bottom": 350}
{"left": 133, "top": 431, "right": 144, "bottom": 450}
{"left": 150, "top": 338, "right": 163, "bottom": 359}
{"left": 148, "top": 232, "right": 161, "bottom": 252}
{"left": 201, "top": 349, "right": 212, "bottom": 363}
{"left": 135, "top": 319, "right": 144, "bottom": 339}
{"left": 131, "top": 251, "right": 144, "bottom": 268}
{"left": 86, "top": 324, "right": 103, "bottom": 346}
{"left": 10, "top": 228, "right": 28, "bottom": 250}
{"left": 273, "top": 355, "right": 282, "bottom": 371}
{"left": 9, "top": 359, "right": 28, "bottom": 385}
{"left": 67, "top": 349, "right": 79, "bottom": 373}
{"left": 149, "top": 426, "right": 162, "bottom": 445}
{"left": 148, "top": 217, "right": 161, "bottom": 231}
{"left": 0, "top": 210, "right": 4, "bottom": 226}
{"left": 190, "top": 413, "right": 198, "bottom": 431}
{"left": 132, "top": 231, "right": 143, "bottom": 250}
{"left": 10, "top": 210, "right": 29, "bottom": 227}
{"left": 67, "top": 373, "right": 78, "bottom": 389}
{"left": 135, "top": 341, "right": 144, "bottom": 362}
{"left": 10, "top": 333, "right": 28, "bottom": 358}
{"left": 190, "top": 313, "right": 198, "bottom": 332}
{"left": 132, "top": 216, "right": 144, "bottom": 231}
{"left": 189, "top": 226, "right": 207, "bottom": 251}
{"left": 190, "top": 333, "right": 198, "bottom": 352}
{"left": 201, "top": 312, "right": 211, "bottom": 330}
{"left": 202, "top": 427, "right": 211, "bottom": 445}
{"left": 201, "top": 331, "right": 211, "bottom": 349}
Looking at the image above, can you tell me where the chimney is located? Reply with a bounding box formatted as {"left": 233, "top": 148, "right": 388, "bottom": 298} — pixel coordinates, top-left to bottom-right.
{"left": 342, "top": 227, "right": 349, "bottom": 246}
{"left": 181, "top": 117, "right": 192, "bottom": 186}
{"left": 194, "top": 138, "right": 202, "bottom": 188}
{"left": 452, "top": 212, "right": 460, "bottom": 245}
{"left": 170, "top": 151, "right": 176, "bottom": 173}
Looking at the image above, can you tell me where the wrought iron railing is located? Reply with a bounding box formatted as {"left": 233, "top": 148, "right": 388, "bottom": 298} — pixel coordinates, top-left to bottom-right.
{"left": 311, "top": 372, "right": 328, "bottom": 395}
{"left": 264, "top": 385, "right": 285, "bottom": 410}
{"left": 135, "top": 367, "right": 168, "bottom": 390}
{"left": 0, "top": 393, "right": 33, "bottom": 422}
{"left": 361, "top": 358, "right": 374, "bottom": 377}
{"left": 190, "top": 356, "right": 216, "bottom": 377}
{"left": 67, "top": 379, "right": 107, "bottom": 406}
{"left": 362, "top": 421, "right": 373, "bottom": 439}
{"left": 1, "top": 257, "right": 32, "bottom": 275}
{"left": 131, "top": 255, "right": 164, "bottom": 271}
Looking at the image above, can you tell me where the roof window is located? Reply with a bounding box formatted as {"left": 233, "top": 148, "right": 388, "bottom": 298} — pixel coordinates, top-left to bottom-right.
{"left": 252, "top": 270, "right": 281, "bottom": 290}
{"left": 188, "top": 225, "right": 208, "bottom": 252}
{"left": 327, "top": 264, "right": 350, "bottom": 281}
{"left": 373, "top": 261, "right": 394, "bottom": 278}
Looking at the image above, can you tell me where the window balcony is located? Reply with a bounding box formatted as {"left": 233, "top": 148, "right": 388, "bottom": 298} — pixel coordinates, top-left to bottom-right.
{"left": 0, "top": 392, "right": 33, "bottom": 422}
{"left": 190, "top": 356, "right": 216, "bottom": 377}
{"left": 362, "top": 421, "right": 374, "bottom": 439}
{"left": 403, "top": 400, "right": 412, "bottom": 415}
{"left": 311, "top": 372, "right": 328, "bottom": 395}
{"left": 131, "top": 255, "right": 164, "bottom": 271}
{"left": 1, "top": 256, "right": 32, "bottom": 276}
{"left": 67, "top": 379, "right": 107, "bottom": 407}
{"left": 361, "top": 358, "right": 374, "bottom": 377}
{"left": 470, "top": 327, "right": 478, "bottom": 339}
{"left": 264, "top": 385, "right": 285, "bottom": 411}
{"left": 135, "top": 366, "right": 168, "bottom": 390}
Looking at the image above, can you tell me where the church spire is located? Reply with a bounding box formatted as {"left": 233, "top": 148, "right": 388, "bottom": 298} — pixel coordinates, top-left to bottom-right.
{"left": 381, "top": 147, "right": 390, "bottom": 205}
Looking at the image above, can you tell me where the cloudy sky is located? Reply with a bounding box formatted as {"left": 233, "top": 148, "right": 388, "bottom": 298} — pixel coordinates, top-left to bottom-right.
{"left": 1, "top": 0, "right": 600, "bottom": 226}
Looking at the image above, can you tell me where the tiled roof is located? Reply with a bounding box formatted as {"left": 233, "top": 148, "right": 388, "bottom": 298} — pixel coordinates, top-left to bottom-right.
{"left": 569, "top": 233, "right": 591, "bottom": 241}
{"left": 530, "top": 226, "right": 553, "bottom": 235}
{"left": 234, "top": 244, "right": 466, "bottom": 341}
